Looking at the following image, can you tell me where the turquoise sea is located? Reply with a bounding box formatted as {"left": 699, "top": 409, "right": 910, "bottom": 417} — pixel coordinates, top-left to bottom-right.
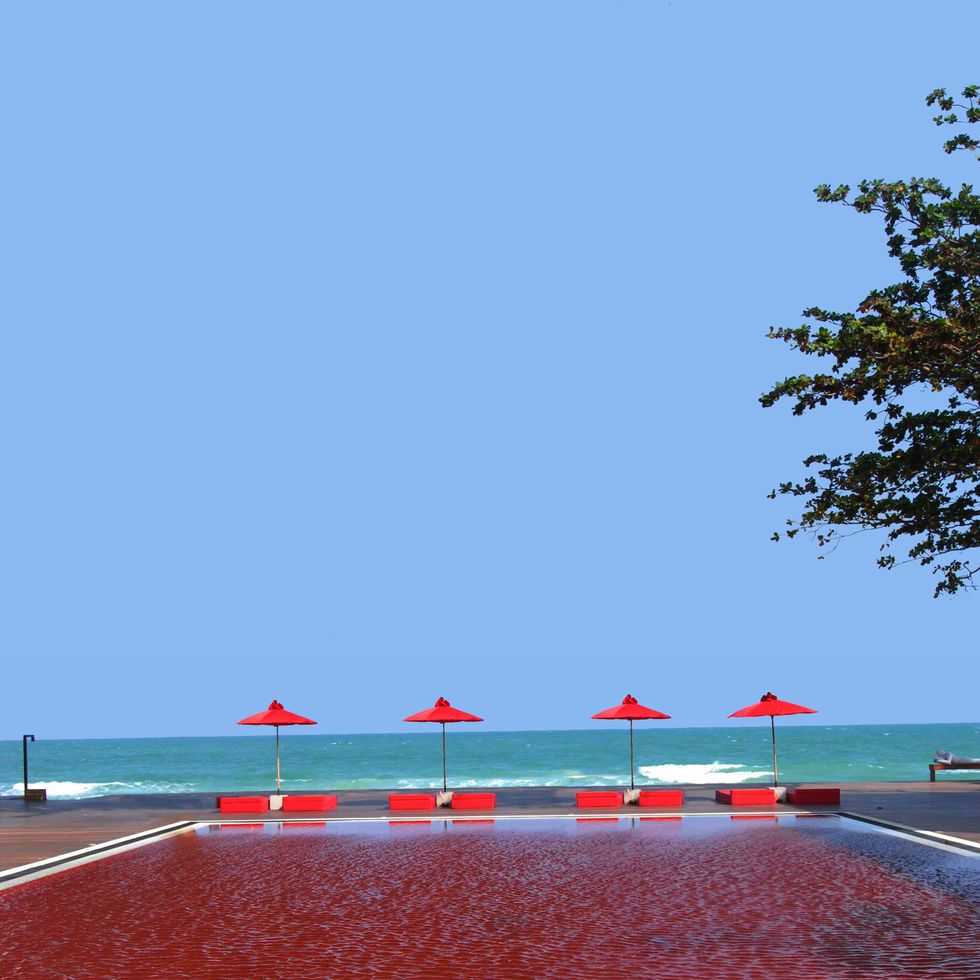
{"left": 2, "top": 723, "right": 978, "bottom": 798}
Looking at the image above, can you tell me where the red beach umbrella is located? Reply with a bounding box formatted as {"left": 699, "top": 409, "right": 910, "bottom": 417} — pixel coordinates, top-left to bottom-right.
{"left": 404, "top": 697, "right": 483, "bottom": 792}
{"left": 728, "top": 692, "right": 816, "bottom": 788}
{"left": 591, "top": 695, "right": 671, "bottom": 790}
{"left": 237, "top": 700, "right": 317, "bottom": 794}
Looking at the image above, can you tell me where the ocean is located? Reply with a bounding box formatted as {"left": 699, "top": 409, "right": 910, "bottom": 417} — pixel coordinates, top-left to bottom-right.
{"left": 2, "top": 723, "right": 977, "bottom": 799}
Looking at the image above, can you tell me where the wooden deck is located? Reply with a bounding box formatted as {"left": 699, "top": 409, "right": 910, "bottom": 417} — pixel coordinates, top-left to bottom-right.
{"left": 1, "top": 781, "right": 978, "bottom": 875}
{"left": 931, "top": 761, "right": 980, "bottom": 780}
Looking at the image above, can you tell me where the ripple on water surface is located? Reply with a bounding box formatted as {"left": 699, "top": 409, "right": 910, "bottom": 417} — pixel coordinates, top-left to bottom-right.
{"left": 0, "top": 816, "right": 977, "bottom": 979}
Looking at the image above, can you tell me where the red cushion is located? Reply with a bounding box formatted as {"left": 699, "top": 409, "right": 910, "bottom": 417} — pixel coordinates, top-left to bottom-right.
{"left": 787, "top": 787, "right": 840, "bottom": 805}
{"left": 388, "top": 794, "right": 437, "bottom": 811}
{"left": 637, "top": 790, "right": 684, "bottom": 807}
{"left": 217, "top": 797, "right": 270, "bottom": 813}
{"left": 576, "top": 791, "right": 625, "bottom": 808}
{"left": 450, "top": 793, "right": 496, "bottom": 810}
{"left": 281, "top": 795, "right": 338, "bottom": 812}
{"left": 715, "top": 788, "right": 777, "bottom": 805}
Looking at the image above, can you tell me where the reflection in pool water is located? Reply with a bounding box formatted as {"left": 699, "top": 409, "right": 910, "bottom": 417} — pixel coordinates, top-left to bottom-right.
{"left": 0, "top": 816, "right": 977, "bottom": 978}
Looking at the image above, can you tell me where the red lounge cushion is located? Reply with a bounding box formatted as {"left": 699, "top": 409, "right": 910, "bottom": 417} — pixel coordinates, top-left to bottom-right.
{"left": 450, "top": 793, "right": 496, "bottom": 810}
{"left": 715, "top": 788, "right": 777, "bottom": 805}
{"left": 388, "top": 794, "right": 437, "bottom": 811}
{"left": 217, "top": 797, "right": 270, "bottom": 813}
{"left": 576, "top": 791, "right": 625, "bottom": 808}
{"left": 637, "top": 790, "right": 684, "bottom": 807}
{"left": 787, "top": 787, "right": 840, "bottom": 805}
{"left": 281, "top": 795, "right": 338, "bottom": 812}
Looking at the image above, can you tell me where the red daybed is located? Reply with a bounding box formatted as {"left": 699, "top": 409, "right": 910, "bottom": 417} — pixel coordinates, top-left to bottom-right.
{"left": 714, "top": 788, "right": 777, "bottom": 806}
{"left": 576, "top": 791, "right": 626, "bottom": 808}
{"left": 281, "top": 795, "right": 338, "bottom": 812}
{"left": 388, "top": 794, "right": 437, "bottom": 811}
{"left": 450, "top": 793, "right": 496, "bottom": 810}
{"left": 786, "top": 787, "right": 840, "bottom": 805}
{"left": 217, "top": 796, "right": 270, "bottom": 814}
{"left": 637, "top": 790, "right": 684, "bottom": 807}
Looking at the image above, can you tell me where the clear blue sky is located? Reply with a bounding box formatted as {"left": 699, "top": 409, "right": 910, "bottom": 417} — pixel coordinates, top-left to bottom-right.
{"left": 2, "top": 2, "right": 977, "bottom": 739}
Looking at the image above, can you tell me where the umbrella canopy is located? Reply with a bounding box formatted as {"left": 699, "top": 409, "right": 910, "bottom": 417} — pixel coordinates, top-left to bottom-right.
{"left": 591, "top": 695, "right": 671, "bottom": 790}
{"left": 237, "top": 700, "right": 316, "bottom": 793}
{"left": 404, "top": 697, "right": 483, "bottom": 792}
{"left": 729, "top": 693, "right": 816, "bottom": 719}
{"left": 592, "top": 694, "right": 671, "bottom": 722}
{"left": 404, "top": 697, "right": 483, "bottom": 724}
{"left": 728, "top": 692, "right": 816, "bottom": 787}
{"left": 238, "top": 701, "right": 319, "bottom": 727}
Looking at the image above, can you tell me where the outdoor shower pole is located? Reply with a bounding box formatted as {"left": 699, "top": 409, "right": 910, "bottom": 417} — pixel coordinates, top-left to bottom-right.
{"left": 441, "top": 722, "right": 447, "bottom": 793}
{"left": 771, "top": 716, "right": 779, "bottom": 788}
{"left": 22, "top": 735, "right": 35, "bottom": 799}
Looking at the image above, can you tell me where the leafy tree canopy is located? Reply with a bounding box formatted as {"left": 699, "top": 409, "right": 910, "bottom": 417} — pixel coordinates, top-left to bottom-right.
{"left": 763, "top": 86, "right": 980, "bottom": 596}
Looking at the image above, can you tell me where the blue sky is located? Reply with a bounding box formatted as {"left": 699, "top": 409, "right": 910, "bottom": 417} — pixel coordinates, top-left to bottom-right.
{"left": 2, "top": 2, "right": 978, "bottom": 738}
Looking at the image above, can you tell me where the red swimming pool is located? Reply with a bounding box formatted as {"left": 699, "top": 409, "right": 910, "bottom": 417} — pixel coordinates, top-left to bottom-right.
{"left": 0, "top": 816, "right": 977, "bottom": 978}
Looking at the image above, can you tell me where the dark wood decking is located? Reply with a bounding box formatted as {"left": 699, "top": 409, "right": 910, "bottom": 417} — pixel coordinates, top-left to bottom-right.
{"left": 1, "top": 781, "right": 978, "bottom": 874}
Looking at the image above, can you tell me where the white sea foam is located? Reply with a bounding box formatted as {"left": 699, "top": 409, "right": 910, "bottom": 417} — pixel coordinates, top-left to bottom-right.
{"left": 393, "top": 777, "right": 543, "bottom": 789}
{"left": 2, "top": 764, "right": 773, "bottom": 798}
{"left": 637, "top": 762, "right": 773, "bottom": 784}
{"left": 4, "top": 780, "right": 129, "bottom": 798}
{"left": 390, "top": 773, "right": 658, "bottom": 789}
{"left": 3, "top": 780, "right": 195, "bottom": 799}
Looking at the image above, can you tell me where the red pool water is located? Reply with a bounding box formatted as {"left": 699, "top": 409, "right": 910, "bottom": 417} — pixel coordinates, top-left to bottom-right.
{"left": 0, "top": 817, "right": 977, "bottom": 978}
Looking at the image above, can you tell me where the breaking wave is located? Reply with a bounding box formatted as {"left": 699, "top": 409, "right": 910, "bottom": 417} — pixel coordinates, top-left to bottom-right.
{"left": 2, "top": 766, "right": 773, "bottom": 798}
{"left": 2, "top": 780, "right": 196, "bottom": 799}
{"left": 637, "top": 762, "right": 772, "bottom": 784}
{"left": 389, "top": 774, "right": 637, "bottom": 789}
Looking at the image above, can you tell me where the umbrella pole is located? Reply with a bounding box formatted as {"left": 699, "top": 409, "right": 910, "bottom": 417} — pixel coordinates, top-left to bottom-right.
{"left": 276, "top": 725, "right": 281, "bottom": 794}
{"left": 629, "top": 719, "right": 635, "bottom": 791}
{"left": 441, "top": 722, "right": 447, "bottom": 793}
{"left": 770, "top": 716, "right": 778, "bottom": 788}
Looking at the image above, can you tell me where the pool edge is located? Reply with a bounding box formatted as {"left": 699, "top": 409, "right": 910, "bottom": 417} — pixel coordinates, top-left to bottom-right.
{"left": 0, "top": 820, "right": 197, "bottom": 892}
{"left": 2, "top": 810, "right": 976, "bottom": 892}
{"left": 838, "top": 809, "right": 980, "bottom": 855}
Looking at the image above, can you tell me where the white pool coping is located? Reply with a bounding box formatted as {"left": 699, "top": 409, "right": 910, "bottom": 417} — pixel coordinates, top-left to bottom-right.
{"left": 0, "top": 820, "right": 196, "bottom": 892}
